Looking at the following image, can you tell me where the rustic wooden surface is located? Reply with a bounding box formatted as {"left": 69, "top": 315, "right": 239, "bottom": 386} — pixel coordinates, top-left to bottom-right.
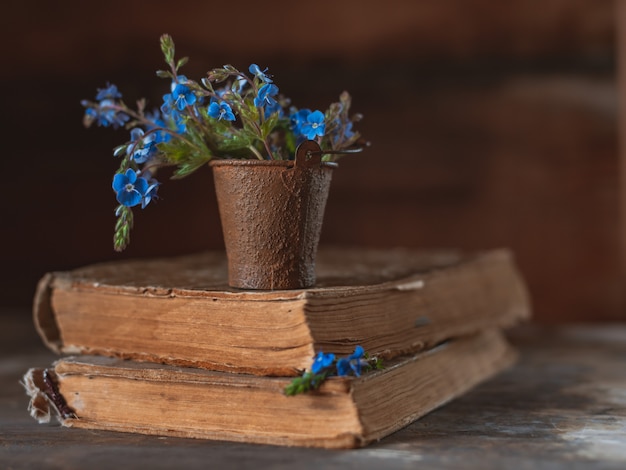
{"left": 1, "top": 311, "right": 625, "bottom": 469}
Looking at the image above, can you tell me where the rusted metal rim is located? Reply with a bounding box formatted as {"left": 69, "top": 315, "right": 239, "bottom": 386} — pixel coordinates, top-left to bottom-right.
{"left": 209, "top": 159, "right": 338, "bottom": 169}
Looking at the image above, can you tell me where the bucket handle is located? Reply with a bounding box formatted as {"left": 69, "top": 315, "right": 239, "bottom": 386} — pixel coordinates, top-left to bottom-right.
{"left": 295, "top": 140, "right": 369, "bottom": 168}
{"left": 294, "top": 140, "right": 323, "bottom": 168}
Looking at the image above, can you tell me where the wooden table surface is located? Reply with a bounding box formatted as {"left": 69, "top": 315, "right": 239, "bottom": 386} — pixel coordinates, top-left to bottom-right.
{"left": 1, "top": 311, "right": 625, "bottom": 470}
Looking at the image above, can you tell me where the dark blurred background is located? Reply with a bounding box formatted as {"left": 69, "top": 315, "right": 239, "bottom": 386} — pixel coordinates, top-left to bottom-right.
{"left": 1, "top": 0, "right": 623, "bottom": 323}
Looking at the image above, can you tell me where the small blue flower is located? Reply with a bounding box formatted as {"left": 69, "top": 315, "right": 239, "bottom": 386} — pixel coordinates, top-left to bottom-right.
{"left": 82, "top": 104, "right": 98, "bottom": 122}
{"left": 336, "top": 346, "right": 366, "bottom": 377}
{"left": 95, "top": 83, "right": 122, "bottom": 101}
{"left": 112, "top": 169, "right": 149, "bottom": 208}
{"left": 170, "top": 76, "right": 197, "bottom": 111}
{"left": 160, "top": 93, "right": 177, "bottom": 116}
{"left": 208, "top": 101, "right": 236, "bottom": 121}
{"left": 349, "top": 345, "right": 365, "bottom": 360}
{"left": 263, "top": 99, "right": 284, "bottom": 119}
{"left": 343, "top": 121, "right": 355, "bottom": 139}
{"left": 336, "top": 358, "right": 350, "bottom": 376}
{"left": 311, "top": 352, "right": 335, "bottom": 374}
{"left": 141, "top": 179, "right": 159, "bottom": 209}
{"left": 249, "top": 64, "right": 273, "bottom": 83}
{"left": 145, "top": 110, "right": 171, "bottom": 144}
{"left": 348, "top": 346, "right": 366, "bottom": 376}
{"left": 126, "top": 128, "right": 157, "bottom": 164}
{"left": 172, "top": 83, "right": 197, "bottom": 110}
{"left": 160, "top": 94, "right": 187, "bottom": 134}
{"left": 94, "top": 99, "right": 129, "bottom": 128}
{"left": 299, "top": 110, "right": 326, "bottom": 140}
{"left": 232, "top": 76, "right": 247, "bottom": 94}
{"left": 289, "top": 108, "right": 311, "bottom": 135}
{"left": 254, "top": 83, "right": 279, "bottom": 108}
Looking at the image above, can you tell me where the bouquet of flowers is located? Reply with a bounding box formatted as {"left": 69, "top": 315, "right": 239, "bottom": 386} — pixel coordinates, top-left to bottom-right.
{"left": 81, "top": 34, "right": 366, "bottom": 251}
{"left": 285, "top": 346, "right": 383, "bottom": 396}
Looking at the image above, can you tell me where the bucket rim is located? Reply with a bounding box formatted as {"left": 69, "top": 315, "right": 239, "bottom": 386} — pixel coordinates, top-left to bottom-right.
{"left": 209, "top": 159, "right": 338, "bottom": 169}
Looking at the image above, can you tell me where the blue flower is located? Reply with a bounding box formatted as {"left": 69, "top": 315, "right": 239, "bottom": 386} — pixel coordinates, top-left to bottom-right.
{"left": 311, "top": 352, "right": 335, "bottom": 374}
{"left": 172, "top": 83, "right": 196, "bottom": 110}
{"left": 233, "top": 76, "right": 247, "bottom": 94}
{"left": 336, "top": 346, "right": 366, "bottom": 377}
{"left": 82, "top": 104, "right": 98, "bottom": 123}
{"left": 254, "top": 83, "right": 279, "bottom": 108}
{"left": 112, "top": 169, "right": 149, "bottom": 208}
{"left": 95, "top": 83, "right": 122, "bottom": 101}
{"left": 330, "top": 117, "right": 356, "bottom": 147}
{"left": 249, "top": 64, "right": 273, "bottom": 83}
{"left": 171, "top": 76, "right": 197, "bottom": 111}
{"left": 299, "top": 110, "right": 326, "bottom": 140}
{"left": 336, "top": 358, "right": 350, "bottom": 376}
{"left": 81, "top": 83, "right": 127, "bottom": 128}
{"left": 160, "top": 94, "right": 187, "bottom": 135}
{"left": 126, "top": 128, "right": 157, "bottom": 164}
{"left": 142, "top": 178, "right": 159, "bottom": 209}
{"left": 289, "top": 108, "right": 311, "bottom": 135}
{"left": 160, "top": 93, "right": 177, "bottom": 116}
{"left": 349, "top": 345, "right": 365, "bottom": 360}
{"left": 145, "top": 110, "right": 171, "bottom": 144}
{"left": 263, "top": 100, "right": 284, "bottom": 119}
{"left": 208, "top": 101, "right": 236, "bottom": 121}
{"left": 93, "top": 99, "right": 129, "bottom": 128}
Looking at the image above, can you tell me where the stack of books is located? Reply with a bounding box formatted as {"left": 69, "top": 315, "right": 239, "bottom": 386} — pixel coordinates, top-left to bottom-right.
{"left": 23, "top": 247, "right": 530, "bottom": 448}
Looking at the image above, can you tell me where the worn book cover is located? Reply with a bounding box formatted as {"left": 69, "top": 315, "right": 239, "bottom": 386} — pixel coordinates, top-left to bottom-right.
{"left": 34, "top": 248, "right": 530, "bottom": 375}
{"left": 24, "top": 330, "right": 515, "bottom": 449}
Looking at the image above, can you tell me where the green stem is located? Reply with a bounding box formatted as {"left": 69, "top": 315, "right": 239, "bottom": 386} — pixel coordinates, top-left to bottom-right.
{"left": 250, "top": 121, "right": 275, "bottom": 159}
{"left": 247, "top": 145, "right": 264, "bottom": 160}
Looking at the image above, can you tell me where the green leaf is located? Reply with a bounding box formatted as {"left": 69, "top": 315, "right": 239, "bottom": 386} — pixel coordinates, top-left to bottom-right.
{"left": 201, "top": 78, "right": 214, "bottom": 92}
{"left": 217, "top": 134, "right": 253, "bottom": 153}
{"left": 157, "top": 140, "right": 194, "bottom": 164}
{"left": 284, "top": 129, "right": 297, "bottom": 156}
{"left": 172, "top": 155, "right": 211, "bottom": 179}
{"left": 176, "top": 56, "right": 189, "bottom": 70}
{"left": 113, "top": 144, "right": 127, "bottom": 157}
{"left": 284, "top": 371, "right": 329, "bottom": 396}
{"left": 238, "top": 105, "right": 261, "bottom": 138}
{"left": 156, "top": 70, "right": 173, "bottom": 79}
{"left": 207, "top": 67, "right": 229, "bottom": 83}
{"left": 160, "top": 34, "right": 175, "bottom": 64}
{"left": 261, "top": 113, "right": 279, "bottom": 139}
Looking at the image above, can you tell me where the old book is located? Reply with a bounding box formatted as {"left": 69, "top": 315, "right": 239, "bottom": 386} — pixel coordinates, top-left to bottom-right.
{"left": 34, "top": 248, "right": 530, "bottom": 376}
{"left": 23, "top": 329, "right": 515, "bottom": 449}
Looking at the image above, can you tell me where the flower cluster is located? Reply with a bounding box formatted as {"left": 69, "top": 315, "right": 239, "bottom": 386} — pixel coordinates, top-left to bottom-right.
{"left": 284, "top": 346, "right": 382, "bottom": 396}
{"left": 81, "top": 34, "right": 366, "bottom": 252}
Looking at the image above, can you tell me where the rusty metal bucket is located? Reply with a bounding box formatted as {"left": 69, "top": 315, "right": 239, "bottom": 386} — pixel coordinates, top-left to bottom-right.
{"left": 210, "top": 141, "right": 337, "bottom": 290}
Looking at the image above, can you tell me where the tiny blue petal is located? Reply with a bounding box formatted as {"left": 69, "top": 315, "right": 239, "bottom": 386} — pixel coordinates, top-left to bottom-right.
{"left": 96, "top": 83, "right": 122, "bottom": 101}
{"left": 112, "top": 173, "right": 127, "bottom": 192}
{"left": 349, "top": 345, "right": 365, "bottom": 360}
{"left": 311, "top": 352, "right": 335, "bottom": 374}
{"left": 336, "top": 358, "right": 350, "bottom": 377}
{"left": 125, "top": 168, "right": 137, "bottom": 184}
{"left": 116, "top": 189, "right": 142, "bottom": 207}
{"left": 142, "top": 181, "right": 159, "bottom": 209}
{"left": 249, "top": 64, "right": 273, "bottom": 83}
{"left": 133, "top": 177, "right": 149, "bottom": 195}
